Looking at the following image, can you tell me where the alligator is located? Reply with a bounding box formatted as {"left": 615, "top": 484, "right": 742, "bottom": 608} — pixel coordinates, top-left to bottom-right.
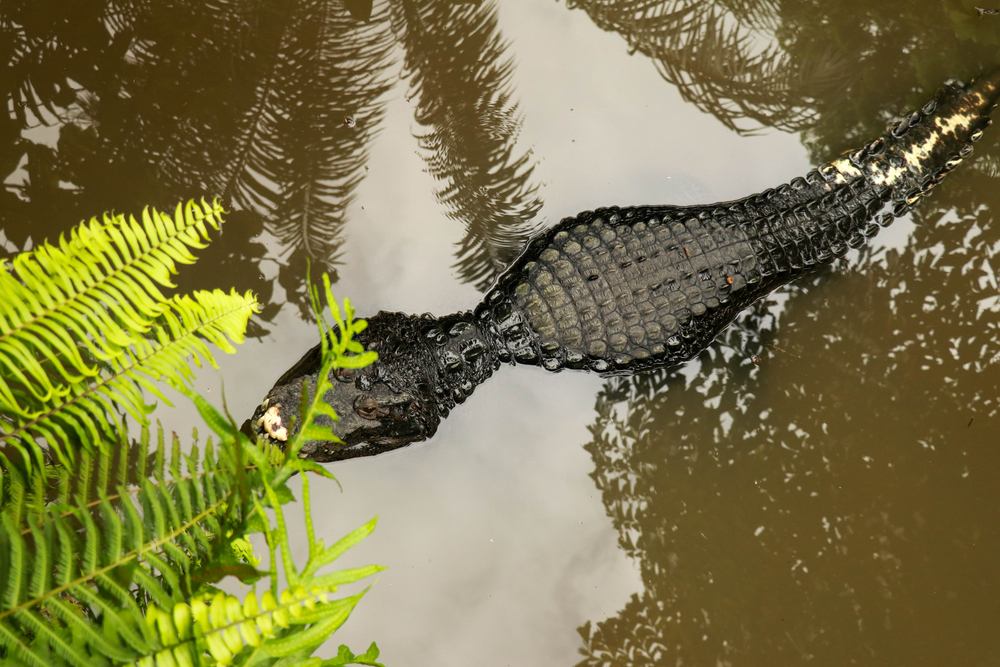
{"left": 248, "top": 68, "right": 1000, "bottom": 462}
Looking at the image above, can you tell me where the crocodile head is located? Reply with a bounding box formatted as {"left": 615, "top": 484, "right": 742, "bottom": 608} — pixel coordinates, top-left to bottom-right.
{"left": 246, "top": 363, "right": 441, "bottom": 461}
{"left": 243, "top": 311, "right": 444, "bottom": 461}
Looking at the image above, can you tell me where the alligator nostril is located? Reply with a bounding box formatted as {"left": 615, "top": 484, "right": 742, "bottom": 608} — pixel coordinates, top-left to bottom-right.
{"left": 259, "top": 405, "right": 288, "bottom": 441}
{"left": 389, "top": 398, "right": 413, "bottom": 420}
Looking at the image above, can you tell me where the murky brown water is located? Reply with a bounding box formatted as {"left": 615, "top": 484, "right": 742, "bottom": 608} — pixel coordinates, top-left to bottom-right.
{"left": 4, "top": 1, "right": 1000, "bottom": 665}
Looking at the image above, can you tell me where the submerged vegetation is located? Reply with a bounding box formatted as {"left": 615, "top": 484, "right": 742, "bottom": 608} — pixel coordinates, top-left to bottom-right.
{"left": 0, "top": 200, "right": 384, "bottom": 666}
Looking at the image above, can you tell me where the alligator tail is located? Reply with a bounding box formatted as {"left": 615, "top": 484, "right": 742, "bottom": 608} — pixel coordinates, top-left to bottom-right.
{"left": 736, "top": 67, "right": 1000, "bottom": 300}
{"left": 825, "top": 68, "right": 1000, "bottom": 215}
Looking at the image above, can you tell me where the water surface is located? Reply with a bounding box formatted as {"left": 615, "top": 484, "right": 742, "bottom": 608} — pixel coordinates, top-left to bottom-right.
{"left": 4, "top": 1, "right": 1000, "bottom": 665}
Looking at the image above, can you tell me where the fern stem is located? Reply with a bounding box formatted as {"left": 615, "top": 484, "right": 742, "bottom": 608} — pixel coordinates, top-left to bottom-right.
{"left": 302, "top": 471, "right": 316, "bottom": 553}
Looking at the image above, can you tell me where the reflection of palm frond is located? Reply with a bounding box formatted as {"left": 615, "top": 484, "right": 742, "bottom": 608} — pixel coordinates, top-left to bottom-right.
{"left": 394, "top": 0, "right": 543, "bottom": 290}
{"left": 103, "top": 0, "right": 151, "bottom": 33}
{"left": 565, "top": 0, "right": 853, "bottom": 133}
{"left": 578, "top": 166, "right": 1000, "bottom": 663}
{"left": 2, "top": 1, "right": 151, "bottom": 126}
{"left": 722, "top": 0, "right": 779, "bottom": 28}
{"left": 3, "top": 5, "right": 88, "bottom": 126}
{"left": 217, "top": 0, "right": 395, "bottom": 276}
{"left": 29, "top": 0, "right": 396, "bottom": 319}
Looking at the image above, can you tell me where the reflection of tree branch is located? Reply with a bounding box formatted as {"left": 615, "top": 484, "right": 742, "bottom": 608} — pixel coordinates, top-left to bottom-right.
{"left": 578, "top": 174, "right": 1000, "bottom": 664}
{"left": 219, "top": 0, "right": 394, "bottom": 273}
{"left": 393, "top": 0, "right": 543, "bottom": 290}
{"left": 2, "top": 0, "right": 397, "bottom": 321}
{"left": 563, "top": 0, "right": 853, "bottom": 133}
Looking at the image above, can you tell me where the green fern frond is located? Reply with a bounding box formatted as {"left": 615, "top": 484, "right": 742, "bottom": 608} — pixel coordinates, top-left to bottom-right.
{"left": 0, "top": 417, "right": 382, "bottom": 667}
{"left": 2, "top": 421, "right": 157, "bottom": 529}
{"left": 140, "top": 582, "right": 373, "bottom": 666}
{"left": 1, "top": 245, "right": 383, "bottom": 666}
{"left": 283, "top": 272, "right": 376, "bottom": 457}
{"left": 3, "top": 289, "right": 257, "bottom": 470}
{"left": 0, "top": 424, "right": 267, "bottom": 665}
{"left": 0, "top": 200, "right": 224, "bottom": 403}
{"left": 0, "top": 200, "right": 259, "bottom": 470}
{"left": 135, "top": 471, "right": 382, "bottom": 667}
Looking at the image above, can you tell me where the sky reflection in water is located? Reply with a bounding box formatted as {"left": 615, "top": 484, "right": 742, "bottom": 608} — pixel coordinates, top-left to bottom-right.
{"left": 3, "top": 0, "right": 1000, "bottom": 664}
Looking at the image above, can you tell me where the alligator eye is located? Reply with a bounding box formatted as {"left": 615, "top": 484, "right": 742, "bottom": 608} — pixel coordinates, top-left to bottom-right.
{"left": 333, "top": 367, "right": 356, "bottom": 383}
{"left": 354, "top": 396, "right": 382, "bottom": 420}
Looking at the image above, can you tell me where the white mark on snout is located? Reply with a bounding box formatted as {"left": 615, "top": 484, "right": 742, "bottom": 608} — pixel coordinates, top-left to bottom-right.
{"left": 260, "top": 405, "right": 288, "bottom": 442}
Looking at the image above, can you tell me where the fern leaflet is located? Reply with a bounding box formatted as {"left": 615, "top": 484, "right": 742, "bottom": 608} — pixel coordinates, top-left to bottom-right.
{"left": 0, "top": 200, "right": 258, "bottom": 470}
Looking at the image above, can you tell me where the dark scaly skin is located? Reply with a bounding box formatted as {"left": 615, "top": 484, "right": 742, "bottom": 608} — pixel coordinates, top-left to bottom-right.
{"left": 247, "top": 69, "right": 1000, "bottom": 462}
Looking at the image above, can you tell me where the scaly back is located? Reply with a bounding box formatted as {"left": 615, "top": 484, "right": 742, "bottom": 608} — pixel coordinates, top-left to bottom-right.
{"left": 474, "top": 69, "right": 1000, "bottom": 375}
